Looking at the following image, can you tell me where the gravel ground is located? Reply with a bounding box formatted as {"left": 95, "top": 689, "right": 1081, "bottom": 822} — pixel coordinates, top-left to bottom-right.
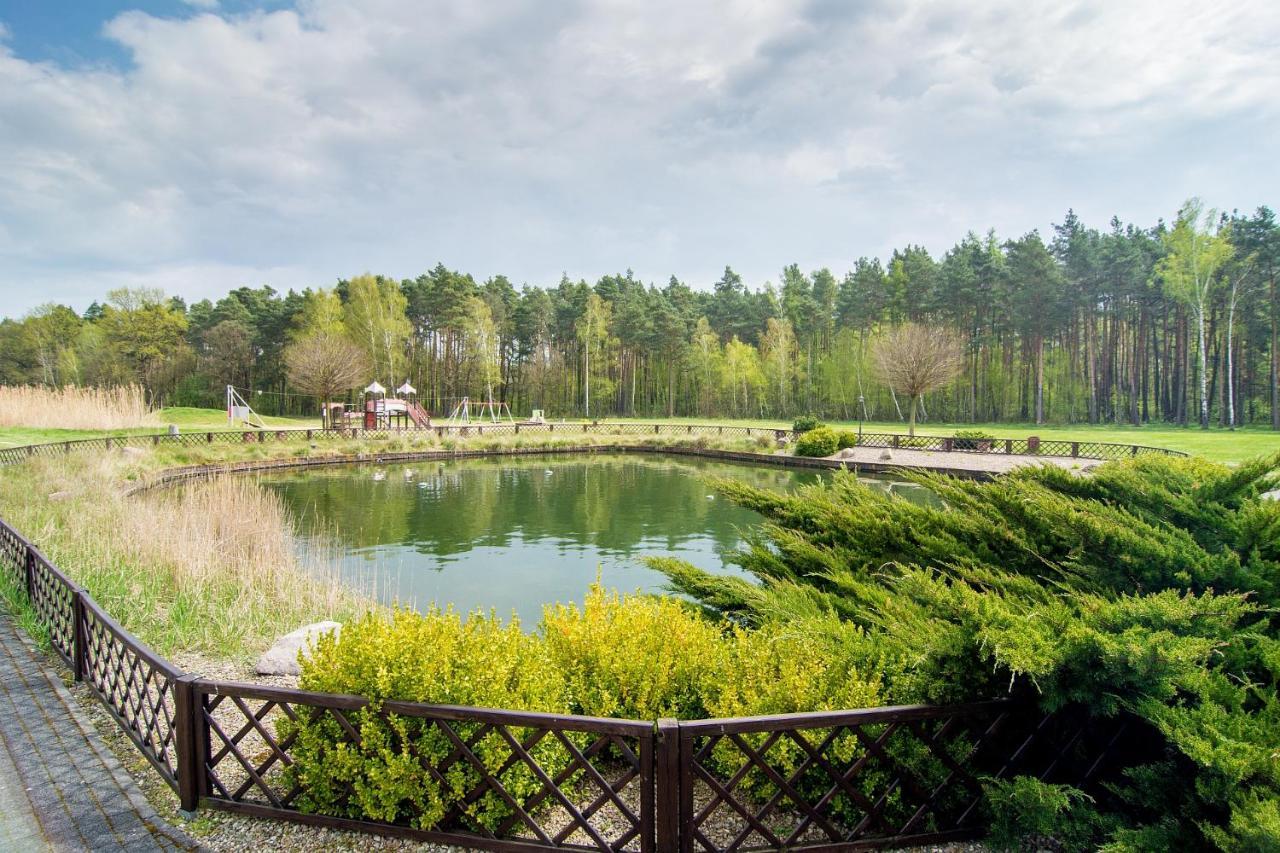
{"left": 829, "top": 445, "right": 1099, "bottom": 476}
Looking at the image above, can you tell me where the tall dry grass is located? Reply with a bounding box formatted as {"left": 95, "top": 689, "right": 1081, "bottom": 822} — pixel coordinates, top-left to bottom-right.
{"left": 125, "top": 477, "right": 359, "bottom": 623}
{"left": 0, "top": 384, "right": 157, "bottom": 430}
{"left": 0, "top": 452, "right": 367, "bottom": 663}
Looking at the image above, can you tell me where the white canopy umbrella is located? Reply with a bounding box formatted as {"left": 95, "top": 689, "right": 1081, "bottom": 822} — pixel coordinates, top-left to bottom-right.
{"left": 396, "top": 380, "right": 417, "bottom": 396}
{"left": 364, "top": 381, "right": 386, "bottom": 395}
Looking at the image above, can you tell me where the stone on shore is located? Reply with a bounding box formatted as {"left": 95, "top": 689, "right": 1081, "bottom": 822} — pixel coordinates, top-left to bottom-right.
{"left": 255, "top": 621, "right": 341, "bottom": 676}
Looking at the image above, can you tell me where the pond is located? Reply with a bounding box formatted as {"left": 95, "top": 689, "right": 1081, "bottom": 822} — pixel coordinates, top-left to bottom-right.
{"left": 258, "top": 452, "right": 932, "bottom": 625}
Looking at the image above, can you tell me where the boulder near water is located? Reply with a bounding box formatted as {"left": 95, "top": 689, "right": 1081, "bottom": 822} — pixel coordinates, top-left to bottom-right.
{"left": 255, "top": 621, "right": 342, "bottom": 676}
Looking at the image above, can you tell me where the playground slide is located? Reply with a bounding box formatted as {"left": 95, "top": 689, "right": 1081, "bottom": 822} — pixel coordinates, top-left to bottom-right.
{"left": 407, "top": 401, "right": 432, "bottom": 428}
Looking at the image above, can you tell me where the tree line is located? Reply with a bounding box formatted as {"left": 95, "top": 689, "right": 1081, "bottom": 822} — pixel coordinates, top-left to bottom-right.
{"left": 1, "top": 198, "right": 1276, "bottom": 428}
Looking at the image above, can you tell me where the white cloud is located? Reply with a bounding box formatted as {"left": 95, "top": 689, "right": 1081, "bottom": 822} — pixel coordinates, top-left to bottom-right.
{"left": 0, "top": 0, "right": 1277, "bottom": 315}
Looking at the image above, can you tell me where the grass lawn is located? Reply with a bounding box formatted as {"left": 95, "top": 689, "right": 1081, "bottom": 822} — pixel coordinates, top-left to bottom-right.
{"left": 0, "top": 406, "right": 318, "bottom": 449}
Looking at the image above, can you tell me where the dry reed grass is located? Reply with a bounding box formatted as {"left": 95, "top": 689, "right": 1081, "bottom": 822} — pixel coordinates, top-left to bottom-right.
{"left": 0, "top": 384, "right": 157, "bottom": 430}
{"left": 126, "top": 477, "right": 359, "bottom": 623}
{"left": 0, "top": 451, "right": 368, "bottom": 662}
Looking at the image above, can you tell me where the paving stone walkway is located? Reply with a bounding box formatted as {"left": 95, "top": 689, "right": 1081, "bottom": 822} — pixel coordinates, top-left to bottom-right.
{"left": 0, "top": 611, "right": 199, "bottom": 852}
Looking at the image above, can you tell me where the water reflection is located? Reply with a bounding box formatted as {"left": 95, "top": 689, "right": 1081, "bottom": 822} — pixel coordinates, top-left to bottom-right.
{"left": 256, "top": 453, "right": 929, "bottom": 625}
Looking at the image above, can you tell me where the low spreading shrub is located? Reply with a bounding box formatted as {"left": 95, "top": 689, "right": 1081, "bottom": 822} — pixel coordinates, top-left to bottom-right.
{"left": 658, "top": 452, "right": 1280, "bottom": 849}
{"left": 953, "top": 428, "right": 995, "bottom": 451}
{"left": 794, "top": 426, "right": 839, "bottom": 457}
{"left": 792, "top": 414, "right": 823, "bottom": 434}
{"left": 984, "top": 777, "right": 1108, "bottom": 852}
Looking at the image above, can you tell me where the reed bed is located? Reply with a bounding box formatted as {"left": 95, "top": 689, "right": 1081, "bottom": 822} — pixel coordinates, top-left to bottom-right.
{"left": 0, "top": 384, "right": 157, "bottom": 430}
{"left": 0, "top": 451, "right": 368, "bottom": 663}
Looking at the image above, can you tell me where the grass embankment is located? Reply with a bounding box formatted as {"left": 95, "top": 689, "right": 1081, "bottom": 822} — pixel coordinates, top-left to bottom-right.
{"left": 0, "top": 428, "right": 767, "bottom": 665}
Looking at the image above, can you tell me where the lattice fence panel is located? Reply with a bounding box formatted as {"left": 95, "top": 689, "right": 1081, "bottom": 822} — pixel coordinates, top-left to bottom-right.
{"left": 199, "top": 684, "right": 655, "bottom": 852}
{"left": 81, "top": 604, "right": 180, "bottom": 789}
{"left": 678, "top": 705, "right": 1009, "bottom": 852}
{"left": 28, "top": 555, "right": 76, "bottom": 666}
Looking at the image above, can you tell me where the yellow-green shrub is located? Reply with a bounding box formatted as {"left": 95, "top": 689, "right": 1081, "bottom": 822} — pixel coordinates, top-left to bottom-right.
{"left": 542, "top": 584, "right": 725, "bottom": 719}
{"left": 707, "top": 620, "right": 886, "bottom": 826}
{"left": 287, "top": 608, "right": 566, "bottom": 832}
{"left": 287, "top": 589, "right": 896, "bottom": 834}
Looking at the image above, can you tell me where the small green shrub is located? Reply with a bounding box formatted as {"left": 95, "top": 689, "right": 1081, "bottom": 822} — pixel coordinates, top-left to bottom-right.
{"left": 985, "top": 777, "right": 1106, "bottom": 851}
{"left": 792, "top": 414, "right": 823, "bottom": 433}
{"left": 835, "top": 430, "right": 858, "bottom": 450}
{"left": 795, "top": 426, "right": 839, "bottom": 457}
{"left": 954, "top": 429, "right": 996, "bottom": 451}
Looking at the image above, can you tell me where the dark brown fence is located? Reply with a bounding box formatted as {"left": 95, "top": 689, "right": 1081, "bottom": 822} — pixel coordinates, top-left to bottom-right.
{"left": 0, "top": 422, "right": 1184, "bottom": 470}
{"left": 0, "top": 431, "right": 1154, "bottom": 850}
{"left": 0, "top": 509, "right": 1138, "bottom": 851}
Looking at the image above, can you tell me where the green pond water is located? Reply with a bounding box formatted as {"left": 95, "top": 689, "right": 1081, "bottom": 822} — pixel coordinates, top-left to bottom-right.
{"left": 257, "top": 453, "right": 931, "bottom": 625}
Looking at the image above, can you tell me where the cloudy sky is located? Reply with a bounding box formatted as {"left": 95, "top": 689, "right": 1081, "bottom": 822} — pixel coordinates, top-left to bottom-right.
{"left": 1, "top": 0, "right": 1277, "bottom": 317}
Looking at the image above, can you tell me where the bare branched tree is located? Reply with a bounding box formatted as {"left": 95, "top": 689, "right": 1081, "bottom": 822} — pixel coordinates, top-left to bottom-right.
{"left": 284, "top": 332, "right": 371, "bottom": 427}
{"left": 872, "top": 323, "right": 964, "bottom": 436}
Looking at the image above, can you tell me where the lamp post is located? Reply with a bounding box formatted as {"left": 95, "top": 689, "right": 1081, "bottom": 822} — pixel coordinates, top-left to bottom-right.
{"left": 857, "top": 394, "right": 865, "bottom": 440}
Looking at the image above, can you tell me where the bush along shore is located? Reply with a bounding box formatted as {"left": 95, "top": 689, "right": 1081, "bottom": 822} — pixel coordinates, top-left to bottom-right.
{"left": 654, "top": 451, "right": 1280, "bottom": 850}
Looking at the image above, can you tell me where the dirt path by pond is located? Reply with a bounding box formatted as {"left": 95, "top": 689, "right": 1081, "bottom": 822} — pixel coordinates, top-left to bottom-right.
{"left": 827, "top": 445, "right": 1101, "bottom": 477}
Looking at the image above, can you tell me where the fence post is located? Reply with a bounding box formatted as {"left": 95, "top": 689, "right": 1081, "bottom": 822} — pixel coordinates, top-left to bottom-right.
{"left": 1071, "top": 441, "right": 1079, "bottom": 458}
{"left": 24, "top": 548, "right": 35, "bottom": 600}
{"left": 173, "top": 674, "right": 202, "bottom": 815}
{"left": 943, "top": 438, "right": 954, "bottom": 452}
{"left": 892, "top": 435, "right": 900, "bottom": 449}
{"left": 655, "top": 719, "right": 682, "bottom": 853}
{"left": 1005, "top": 438, "right": 1013, "bottom": 454}
{"left": 655, "top": 425, "right": 660, "bottom": 434}
{"left": 1131, "top": 444, "right": 1138, "bottom": 456}
{"left": 72, "top": 590, "right": 86, "bottom": 682}
{"left": 206, "top": 432, "right": 213, "bottom": 443}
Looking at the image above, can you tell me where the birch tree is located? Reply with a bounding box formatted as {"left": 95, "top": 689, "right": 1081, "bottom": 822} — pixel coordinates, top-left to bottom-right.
{"left": 1157, "top": 199, "right": 1232, "bottom": 428}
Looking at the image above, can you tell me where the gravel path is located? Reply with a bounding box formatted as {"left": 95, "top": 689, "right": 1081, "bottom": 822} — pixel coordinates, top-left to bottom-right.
{"left": 828, "top": 446, "right": 1100, "bottom": 476}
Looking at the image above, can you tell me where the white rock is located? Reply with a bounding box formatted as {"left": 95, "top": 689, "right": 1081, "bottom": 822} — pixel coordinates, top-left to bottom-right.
{"left": 1263, "top": 489, "right": 1280, "bottom": 502}
{"left": 879, "top": 450, "right": 893, "bottom": 461}
{"left": 255, "top": 621, "right": 341, "bottom": 676}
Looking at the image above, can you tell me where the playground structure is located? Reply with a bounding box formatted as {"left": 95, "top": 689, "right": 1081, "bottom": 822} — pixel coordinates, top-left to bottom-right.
{"left": 226, "top": 385, "right": 266, "bottom": 429}
{"left": 324, "top": 381, "right": 432, "bottom": 430}
{"left": 445, "top": 396, "right": 516, "bottom": 426}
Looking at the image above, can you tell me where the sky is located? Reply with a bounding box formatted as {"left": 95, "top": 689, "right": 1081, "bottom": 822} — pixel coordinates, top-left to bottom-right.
{"left": 0, "top": 0, "right": 1278, "bottom": 317}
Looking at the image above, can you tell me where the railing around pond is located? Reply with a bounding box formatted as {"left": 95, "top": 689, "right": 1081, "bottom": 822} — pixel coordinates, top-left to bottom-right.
{"left": 0, "top": 421, "right": 1184, "bottom": 469}
{"left": 0, "top": 504, "right": 1140, "bottom": 851}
